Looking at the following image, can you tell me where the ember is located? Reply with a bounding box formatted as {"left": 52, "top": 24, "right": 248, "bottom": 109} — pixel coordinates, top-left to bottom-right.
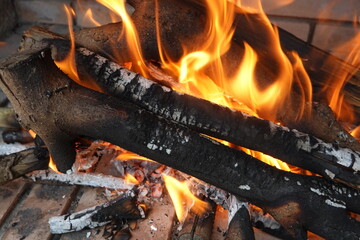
{"left": 0, "top": 0, "right": 360, "bottom": 239}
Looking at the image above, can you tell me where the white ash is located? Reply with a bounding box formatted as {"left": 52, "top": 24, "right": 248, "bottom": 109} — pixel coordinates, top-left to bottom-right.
{"left": 150, "top": 225, "right": 158, "bottom": 231}
{"left": 296, "top": 181, "right": 302, "bottom": 186}
{"left": 325, "top": 169, "right": 335, "bottom": 179}
{"left": 227, "top": 195, "right": 248, "bottom": 224}
{"left": 325, "top": 199, "right": 346, "bottom": 209}
{"left": 238, "top": 185, "right": 251, "bottom": 190}
{"left": 310, "top": 188, "right": 326, "bottom": 196}
{"left": 249, "top": 206, "right": 281, "bottom": 230}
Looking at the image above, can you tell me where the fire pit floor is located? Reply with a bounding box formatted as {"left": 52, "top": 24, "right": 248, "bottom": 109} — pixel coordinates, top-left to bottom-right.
{"left": 0, "top": 179, "right": 279, "bottom": 239}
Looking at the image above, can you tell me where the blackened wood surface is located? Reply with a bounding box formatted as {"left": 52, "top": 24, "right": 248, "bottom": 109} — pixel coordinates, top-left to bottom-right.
{"left": 70, "top": 47, "right": 360, "bottom": 189}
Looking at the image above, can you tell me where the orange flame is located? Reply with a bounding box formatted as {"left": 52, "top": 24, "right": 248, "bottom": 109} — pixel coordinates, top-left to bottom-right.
{"left": 163, "top": 175, "right": 209, "bottom": 223}
{"left": 83, "top": 9, "right": 102, "bottom": 27}
{"left": 116, "top": 151, "right": 154, "bottom": 162}
{"left": 96, "top": 0, "right": 149, "bottom": 77}
{"left": 49, "top": 156, "right": 61, "bottom": 173}
{"left": 124, "top": 173, "right": 139, "bottom": 185}
{"left": 54, "top": 5, "right": 79, "bottom": 83}
{"left": 351, "top": 125, "right": 360, "bottom": 140}
{"left": 324, "top": 31, "right": 360, "bottom": 123}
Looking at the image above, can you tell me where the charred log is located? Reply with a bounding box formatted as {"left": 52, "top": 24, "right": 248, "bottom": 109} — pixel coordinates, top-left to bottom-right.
{"left": 53, "top": 46, "right": 360, "bottom": 189}
{"left": 0, "top": 49, "right": 359, "bottom": 239}
{"left": 0, "top": 147, "right": 49, "bottom": 183}
{"left": 49, "top": 190, "right": 144, "bottom": 234}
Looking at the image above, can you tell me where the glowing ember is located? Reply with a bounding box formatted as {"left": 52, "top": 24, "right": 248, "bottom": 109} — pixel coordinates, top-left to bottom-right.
{"left": 163, "top": 175, "right": 209, "bottom": 223}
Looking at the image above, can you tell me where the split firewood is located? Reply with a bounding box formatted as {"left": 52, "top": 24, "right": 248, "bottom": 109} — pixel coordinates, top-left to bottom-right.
{"left": 0, "top": 147, "right": 49, "bottom": 183}
{"left": 0, "top": 49, "right": 359, "bottom": 239}
{"left": 49, "top": 190, "right": 144, "bottom": 234}
{"left": 19, "top": 0, "right": 360, "bottom": 153}
{"left": 225, "top": 205, "right": 255, "bottom": 240}
{"left": 52, "top": 45, "right": 360, "bottom": 189}
{"left": 26, "top": 170, "right": 134, "bottom": 190}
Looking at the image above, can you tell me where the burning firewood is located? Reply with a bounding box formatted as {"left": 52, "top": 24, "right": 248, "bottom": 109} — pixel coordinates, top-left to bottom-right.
{"left": 0, "top": 49, "right": 359, "bottom": 239}
{"left": 50, "top": 44, "right": 360, "bottom": 189}
{"left": 49, "top": 189, "right": 144, "bottom": 234}
{"left": 0, "top": 146, "right": 49, "bottom": 183}
{"left": 19, "top": 0, "right": 360, "bottom": 152}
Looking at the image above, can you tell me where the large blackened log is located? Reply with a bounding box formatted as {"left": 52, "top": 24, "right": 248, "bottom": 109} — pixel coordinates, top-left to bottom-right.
{"left": 0, "top": 49, "right": 359, "bottom": 239}
{"left": 54, "top": 46, "right": 360, "bottom": 189}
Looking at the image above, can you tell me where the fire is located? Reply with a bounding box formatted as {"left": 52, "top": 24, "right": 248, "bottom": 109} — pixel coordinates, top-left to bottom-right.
{"left": 28, "top": 130, "right": 61, "bottom": 173}
{"left": 163, "top": 175, "right": 209, "bottom": 223}
{"left": 124, "top": 173, "right": 139, "bottom": 185}
{"left": 49, "top": 156, "right": 61, "bottom": 173}
{"left": 351, "top": 125, "right": 360, "bottom": 140}
{"left": 116, "top": 151, "right": 154, "bottom": 162}
{"left": 96, "top": 0, "right": 149, "bottom": 77}
{"left": 83, "top": 9, "right": 102, "bottom": 27}
{"left": 54, "top": 5, "right": 79, "bottom": 83}
{"left": 323, "top": 31, "right": 360, "bottom": 123}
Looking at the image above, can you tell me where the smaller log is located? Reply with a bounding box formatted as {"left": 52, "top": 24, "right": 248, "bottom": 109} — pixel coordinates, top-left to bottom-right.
{"left": 49, "top": 190, "right": 144, "bottom": 234}
{"left": 27, "top": 170, "right": 134, "bottom": 190}
{"left": 0, "top": 147, "right": 49, "bottom": 183}
{"left": 225, "top": 205, "right": 255, "bottom": 240}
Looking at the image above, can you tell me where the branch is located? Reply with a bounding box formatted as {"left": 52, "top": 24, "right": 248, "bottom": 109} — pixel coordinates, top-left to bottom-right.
{"left": 0, "top": 147, "right": 49, "bottom": 183}
{"left": 0, "top": 49, "right": 359, "bottom": 239}
{"left": 49, "top": 190, "right": 144, "bottom": 234}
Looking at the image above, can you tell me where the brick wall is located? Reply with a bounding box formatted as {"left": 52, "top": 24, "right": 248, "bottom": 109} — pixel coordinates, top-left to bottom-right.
{"left": 9, "top": 0, "right": 360, "bottom": 61}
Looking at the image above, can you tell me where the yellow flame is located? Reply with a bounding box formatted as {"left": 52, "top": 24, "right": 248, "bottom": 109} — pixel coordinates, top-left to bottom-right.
{"left": 124, "top": 173, "right": 139, "bottom": 185}
{"left": 97, "top": 0, "right": 314, "bottom": 170}
{"left": 163, "top": 175, "right": 209, "bottom": 223}
{"left": 116, "top": 151, "right": 154, "bottom": 162}
{"left": 54, "top": 5, "right": 79, "bottom": 82}
{"left": 83, "top": 9, "right": 102, "bottom": 27}
{"left": 351, "top": 125, "right": 360, "bottom": 140}
{"left": 49, "top": 156, "right": 61, "bottom": 173}
{"left": 325, "top": 31, "right": 360, "bottom": 123}
{"left": 96, "top": 0, "right": 148, "bottom": 77}
{"left": 28, "top": 130, "right": 37, "bottom": 139}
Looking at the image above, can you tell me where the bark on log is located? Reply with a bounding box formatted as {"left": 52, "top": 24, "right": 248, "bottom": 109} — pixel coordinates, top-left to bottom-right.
{"left": 0, "top": 49, "right": 359, "bottom": 240}
{"left": 49, "top": 190, "right": 144, "bottom": 234}
{"left": 55, "top": 46, "right": 360, "bottom": 189}
{"left": 0, "top": 147, "right": 49, "bottom": 183}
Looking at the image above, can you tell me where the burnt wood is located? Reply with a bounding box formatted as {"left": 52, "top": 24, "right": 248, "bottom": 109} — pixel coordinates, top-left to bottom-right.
{"left": 53, "top": 46, "right": 360, "bottom": 189}
{"left": 0, "top": 147, "right": 49, "bottom": 183}
{"left": 0, "top": 49, "right": 359, "bottom": 239}
{"left": 49, "top": 190, "right": 143, "bottom": 234}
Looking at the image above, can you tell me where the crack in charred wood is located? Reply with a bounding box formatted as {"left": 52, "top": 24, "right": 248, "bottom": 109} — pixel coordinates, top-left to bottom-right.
{"left": 0, "top": 49, "right": 359, "bottom": 239}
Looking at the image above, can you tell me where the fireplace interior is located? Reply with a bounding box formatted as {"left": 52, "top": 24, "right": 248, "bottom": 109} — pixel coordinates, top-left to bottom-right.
{"left": 0, "top": 0, "right": 360, "bottom": 240}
